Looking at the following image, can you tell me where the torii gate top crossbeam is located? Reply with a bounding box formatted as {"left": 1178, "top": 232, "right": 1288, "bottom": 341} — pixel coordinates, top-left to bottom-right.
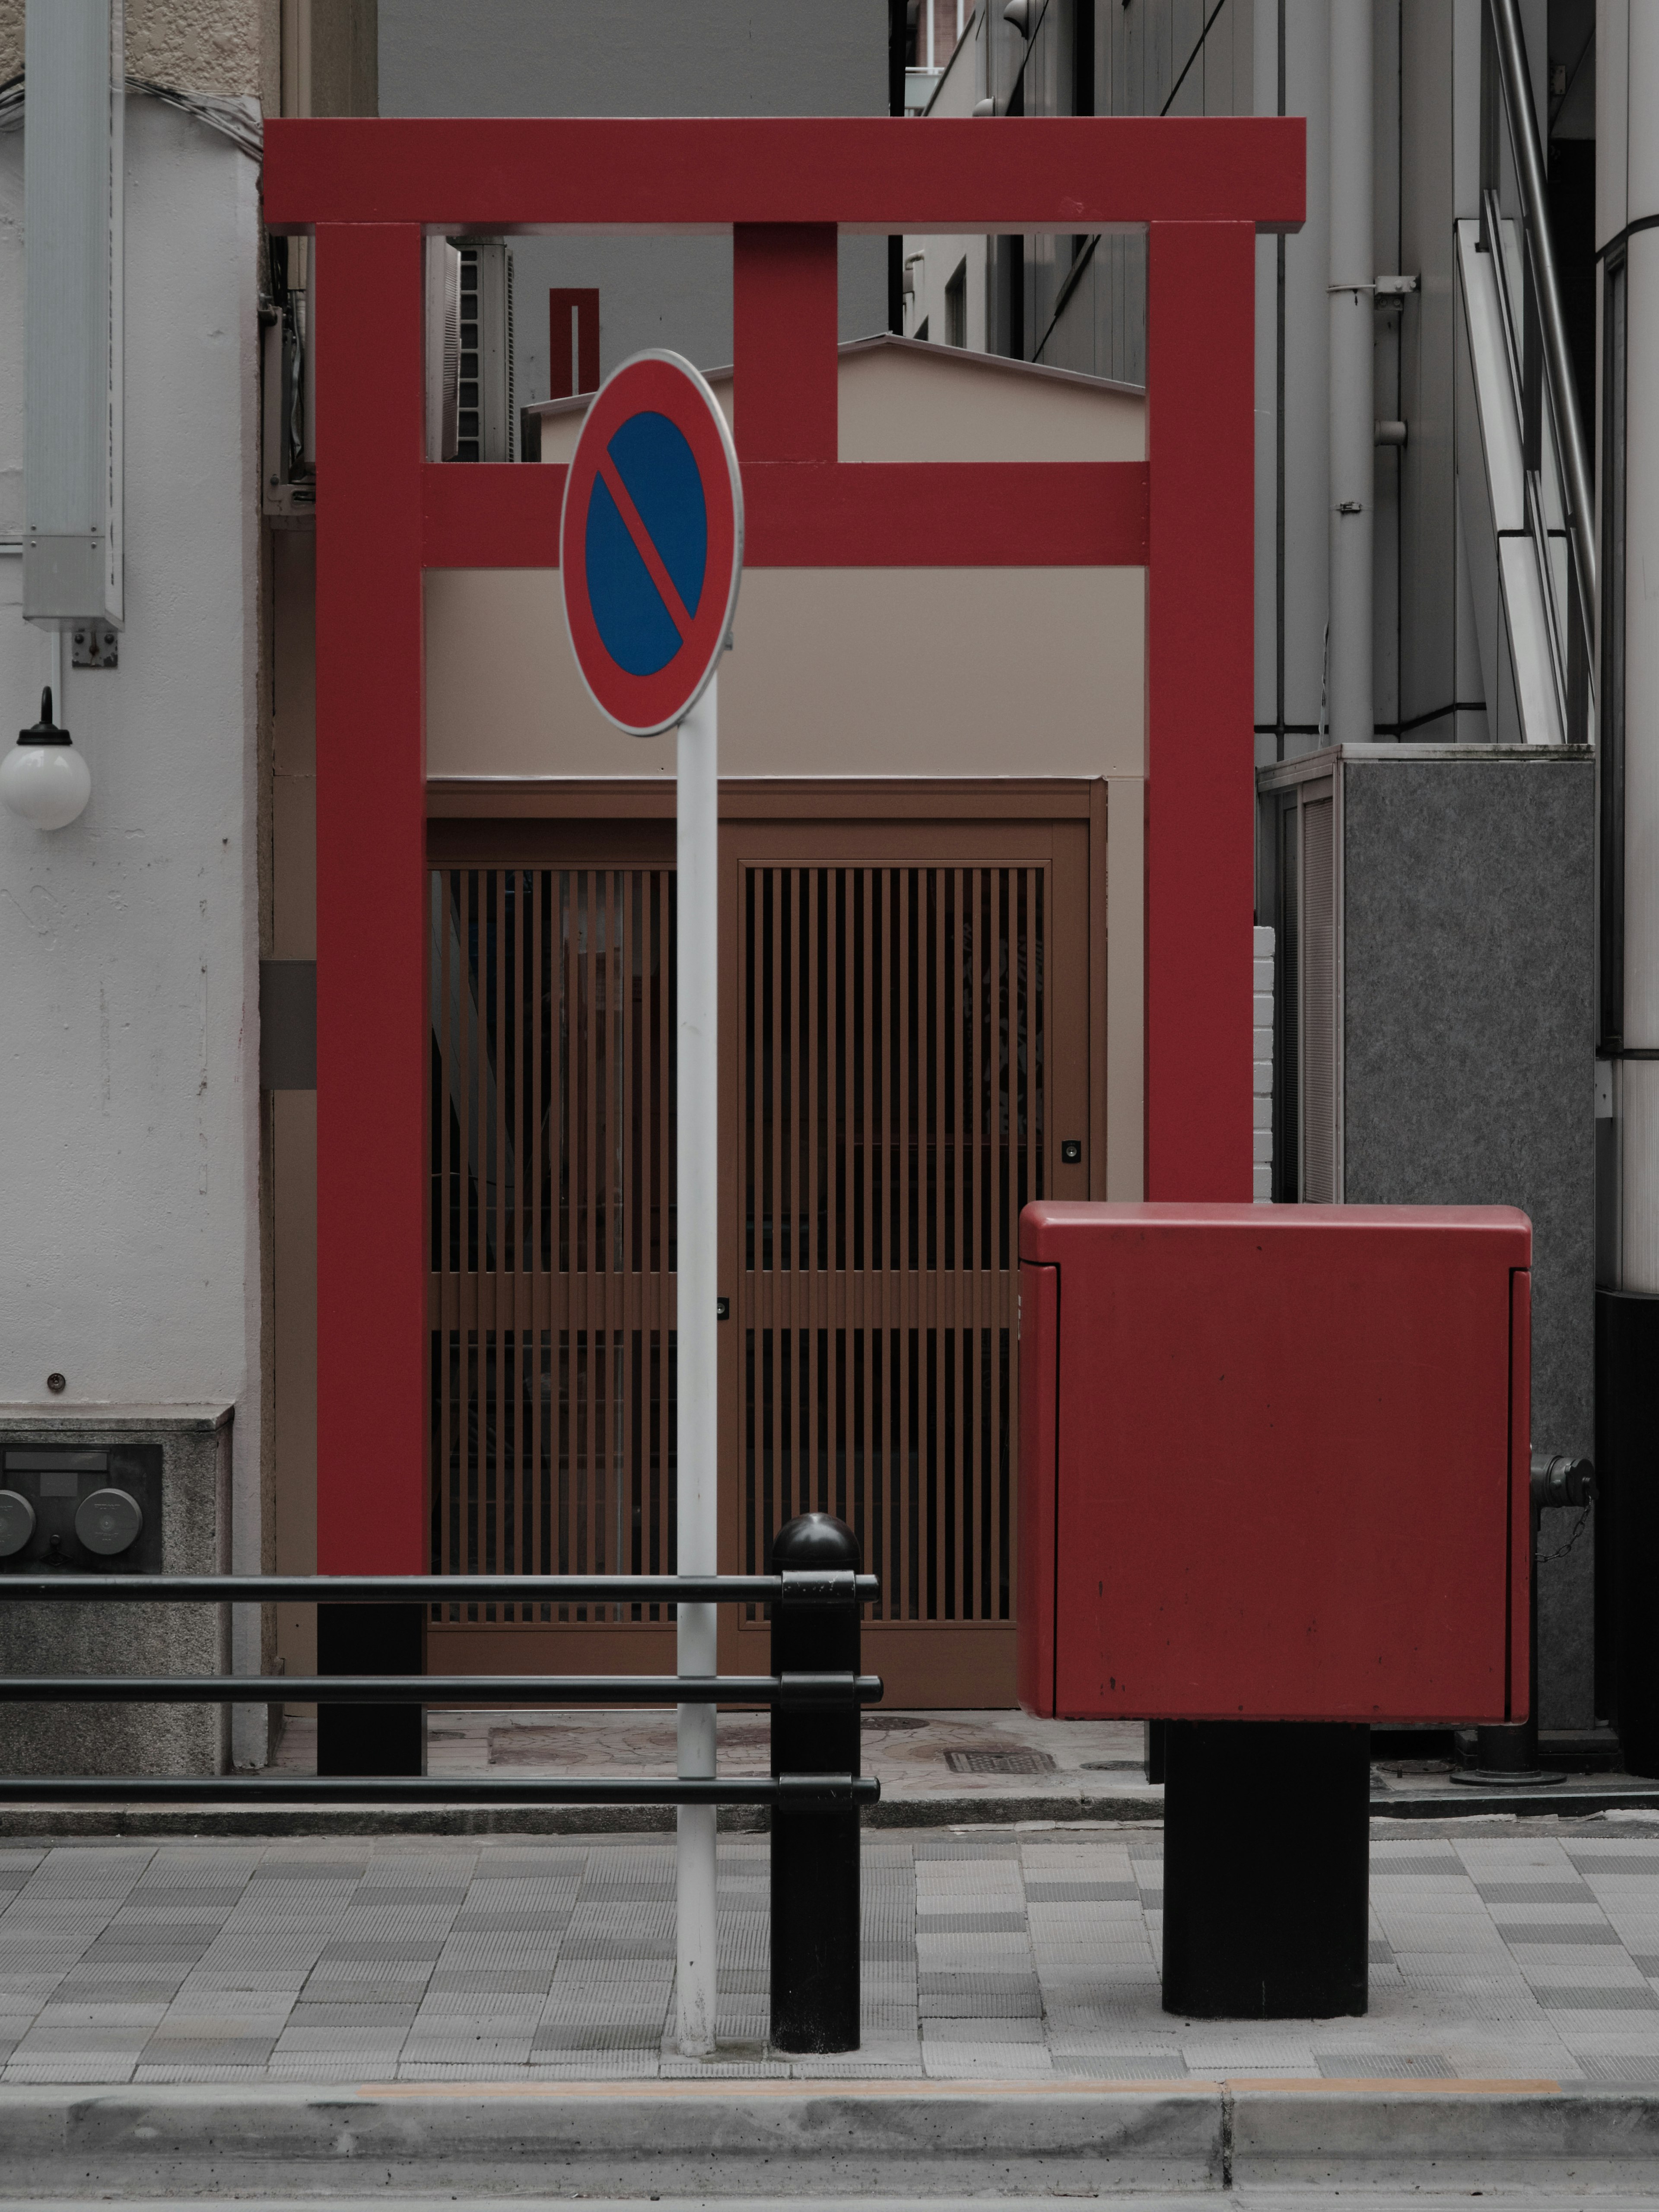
{"left": 264, "top": 115, "right": 1303, "bottom": 234}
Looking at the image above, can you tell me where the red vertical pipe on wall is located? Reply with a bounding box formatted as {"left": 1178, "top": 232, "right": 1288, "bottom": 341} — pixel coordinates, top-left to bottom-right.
{"left": 732, "top": 224, "right": 839, "bottom": 464}
{"left": 313, "top": 223, "right": 429, "bottom": 1572}
{"left": 1143, "top": 221, "right": 1258, "bottom": 1204}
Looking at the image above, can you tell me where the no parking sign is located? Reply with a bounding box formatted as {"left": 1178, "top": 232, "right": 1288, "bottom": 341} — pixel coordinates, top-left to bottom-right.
{"left": 560, "top": 351, "right": 744, "bottom": 737}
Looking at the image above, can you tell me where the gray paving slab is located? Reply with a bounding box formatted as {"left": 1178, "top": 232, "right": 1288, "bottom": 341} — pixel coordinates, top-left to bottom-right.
{"left": 11, "top": 1818, "right": 1659, "bottom": 2091}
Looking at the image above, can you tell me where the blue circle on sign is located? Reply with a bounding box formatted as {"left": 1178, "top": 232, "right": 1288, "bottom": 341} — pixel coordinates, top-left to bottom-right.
{"left": 585, "top": 412, "right": 709, "bottom": 677}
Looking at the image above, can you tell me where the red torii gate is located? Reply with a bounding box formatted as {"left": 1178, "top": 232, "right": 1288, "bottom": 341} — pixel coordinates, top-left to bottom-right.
{"left": 263, "top": 115, "right": 1306, "bottom": 1577}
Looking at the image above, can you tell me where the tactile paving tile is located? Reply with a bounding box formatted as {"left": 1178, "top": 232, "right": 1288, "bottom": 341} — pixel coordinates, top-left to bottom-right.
{"left": 1476, "top": 1881, "right": 1593, "bottom": 1903}
{"left": 1025, "top": 1882, "right": 1140, "bottom": 1903}
{"left": 1311, "top": 2050, "right": 1455, "bottom": 2077}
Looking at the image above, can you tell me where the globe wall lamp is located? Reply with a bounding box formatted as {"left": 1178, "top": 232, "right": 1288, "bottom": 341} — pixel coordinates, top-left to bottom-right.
{"left": 1, "top": 689, "right": 92, "bottom": 830}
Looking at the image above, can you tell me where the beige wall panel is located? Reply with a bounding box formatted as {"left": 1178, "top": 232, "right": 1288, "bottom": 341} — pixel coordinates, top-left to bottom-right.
{"left": 425, "top": 566, "right": 1145, "bottom": 782}
{"left": 531, "top": 336, "right": 1145, "bottom": 465}
{"left": 836, "top": 345, "right": 1144, "bottom": 462}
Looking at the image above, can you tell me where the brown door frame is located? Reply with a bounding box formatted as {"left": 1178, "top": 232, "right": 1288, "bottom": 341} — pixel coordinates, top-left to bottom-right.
{"left": 424, "top": 778, "right": 1107, "bottom": 1700}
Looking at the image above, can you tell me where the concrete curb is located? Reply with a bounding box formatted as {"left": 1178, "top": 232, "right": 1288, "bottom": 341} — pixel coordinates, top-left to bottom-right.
{"left": 3, "top": 1782, "right": 1656, "bottom": 1840}
{"left": 0, "top": 1790, "right": 1166, "bottom": 1840}
{"left": 3, "top": 2080, "right": 1659, "bottom": 2197}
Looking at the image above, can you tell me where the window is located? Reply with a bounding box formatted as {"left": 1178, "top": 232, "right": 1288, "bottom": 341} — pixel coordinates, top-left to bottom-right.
{"left": 945, "top": 257, "right": 967, "bottom": 347}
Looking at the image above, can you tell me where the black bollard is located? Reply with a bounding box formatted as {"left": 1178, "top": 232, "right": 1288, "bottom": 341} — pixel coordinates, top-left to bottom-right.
{"left": 1160, "top": 1719, "right": 1370, "bottom": 2019}
{"left": 769, "top": 1513, "right": 862, "bottom": 2054}
{"left": 316, "top": 1602, "right": 426, "bottom": 1776}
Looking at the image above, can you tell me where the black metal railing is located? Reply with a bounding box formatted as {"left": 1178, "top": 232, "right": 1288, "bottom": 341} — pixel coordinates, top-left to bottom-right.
{"left": 0, "top": 1516, "right": 878, "bottom": 2054}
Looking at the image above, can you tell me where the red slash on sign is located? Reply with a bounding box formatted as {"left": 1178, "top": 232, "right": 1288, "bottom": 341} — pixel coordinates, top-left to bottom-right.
{"left": 595, "top": 449, "right": 696, "bottom": 639}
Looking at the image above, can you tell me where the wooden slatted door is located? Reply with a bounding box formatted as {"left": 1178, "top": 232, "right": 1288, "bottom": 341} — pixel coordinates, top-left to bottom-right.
{"left": 722, "top": 819, "right": 1093, "bottom": 1705}
{"left": 428, "top": 861, "right": 679, "bottom": 1672}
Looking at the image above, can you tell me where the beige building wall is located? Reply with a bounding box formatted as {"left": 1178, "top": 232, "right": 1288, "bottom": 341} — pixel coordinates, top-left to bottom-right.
{"left": 426, "top": 565, "right": 1144, "bottom": 783}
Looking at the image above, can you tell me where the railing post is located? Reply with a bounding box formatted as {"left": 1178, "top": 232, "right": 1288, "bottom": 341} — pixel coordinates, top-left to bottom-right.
{"left": 769, "top": 1514, "right": 861, "bottom": 2055}
{"left": 317, "top": 1602, "right": 426, "bottom": 1777}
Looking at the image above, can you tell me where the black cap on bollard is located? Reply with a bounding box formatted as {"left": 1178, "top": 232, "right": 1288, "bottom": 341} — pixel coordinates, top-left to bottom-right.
{"left": 769, "top": 1512, "right": 861, "bottom": 1573}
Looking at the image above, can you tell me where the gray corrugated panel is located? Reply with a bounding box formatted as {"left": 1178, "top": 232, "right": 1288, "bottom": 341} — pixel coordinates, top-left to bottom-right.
{"left": 1369, "top": 1854, "right": 1463, "bottom": 1873}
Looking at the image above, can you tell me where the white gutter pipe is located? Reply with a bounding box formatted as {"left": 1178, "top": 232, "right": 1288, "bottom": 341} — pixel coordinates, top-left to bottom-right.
{"left": 1328, "top": 0, "right": 1373, "bottom": 745}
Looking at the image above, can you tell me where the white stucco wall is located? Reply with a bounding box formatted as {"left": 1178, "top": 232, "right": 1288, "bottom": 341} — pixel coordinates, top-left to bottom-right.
{"left": 0, "top": 98, "right": 262, "bottom": 1676}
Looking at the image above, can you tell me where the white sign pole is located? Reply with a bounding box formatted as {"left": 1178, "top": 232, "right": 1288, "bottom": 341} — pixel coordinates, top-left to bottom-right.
{"left": 674, "top": 670, "right": 719, "bottom": 2058}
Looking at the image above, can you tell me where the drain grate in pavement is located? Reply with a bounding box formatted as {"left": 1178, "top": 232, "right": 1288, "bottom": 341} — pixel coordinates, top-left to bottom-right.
{"left": 943, "top": 1749, "right": 1056, "bottom": 1775}
{"left": 862, "top": 1714, "right": 931, "bottom": 1732}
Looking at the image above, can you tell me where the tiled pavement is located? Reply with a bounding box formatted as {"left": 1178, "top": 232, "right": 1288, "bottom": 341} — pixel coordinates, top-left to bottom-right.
{"left": 279, "top": 1708, "right": 1159, "bottom": 1811}
{"left": 9, "top": 1823, "right": 1659, "bottom": 2085}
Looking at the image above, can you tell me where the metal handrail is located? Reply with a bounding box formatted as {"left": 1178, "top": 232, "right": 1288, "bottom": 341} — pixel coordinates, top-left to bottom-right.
{"left": 1487, "top": 0, "right": 1597, "bottom": 674}
{"left": 0, "top": 1672, "right": 884, "bottom": 1704}
{"left": 1482, "top": 186, "right": 1574, "bottom": 741}
{"left": 0, "top": 1774, "right": 878, "bottom": 1806}
{"left": 0, "top": 1571, "right": 877, "bottom": 1605}
{"left": 0, "top": 1549, "right": 877, "bottom": 2051}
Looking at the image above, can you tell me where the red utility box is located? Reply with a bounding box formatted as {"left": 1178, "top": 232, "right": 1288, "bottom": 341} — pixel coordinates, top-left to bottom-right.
{"left": 1018, "top": 1202, "right": 1531, "bottom": 1725}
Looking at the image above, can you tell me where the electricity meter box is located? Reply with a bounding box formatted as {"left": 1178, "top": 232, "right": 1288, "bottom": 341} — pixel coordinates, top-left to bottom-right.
{"left": 0, "top": 1445, "right": 162, "bottom": 1570}
{"left": 1017, "top": 1202, "right": 1532, "bottom": 1725}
